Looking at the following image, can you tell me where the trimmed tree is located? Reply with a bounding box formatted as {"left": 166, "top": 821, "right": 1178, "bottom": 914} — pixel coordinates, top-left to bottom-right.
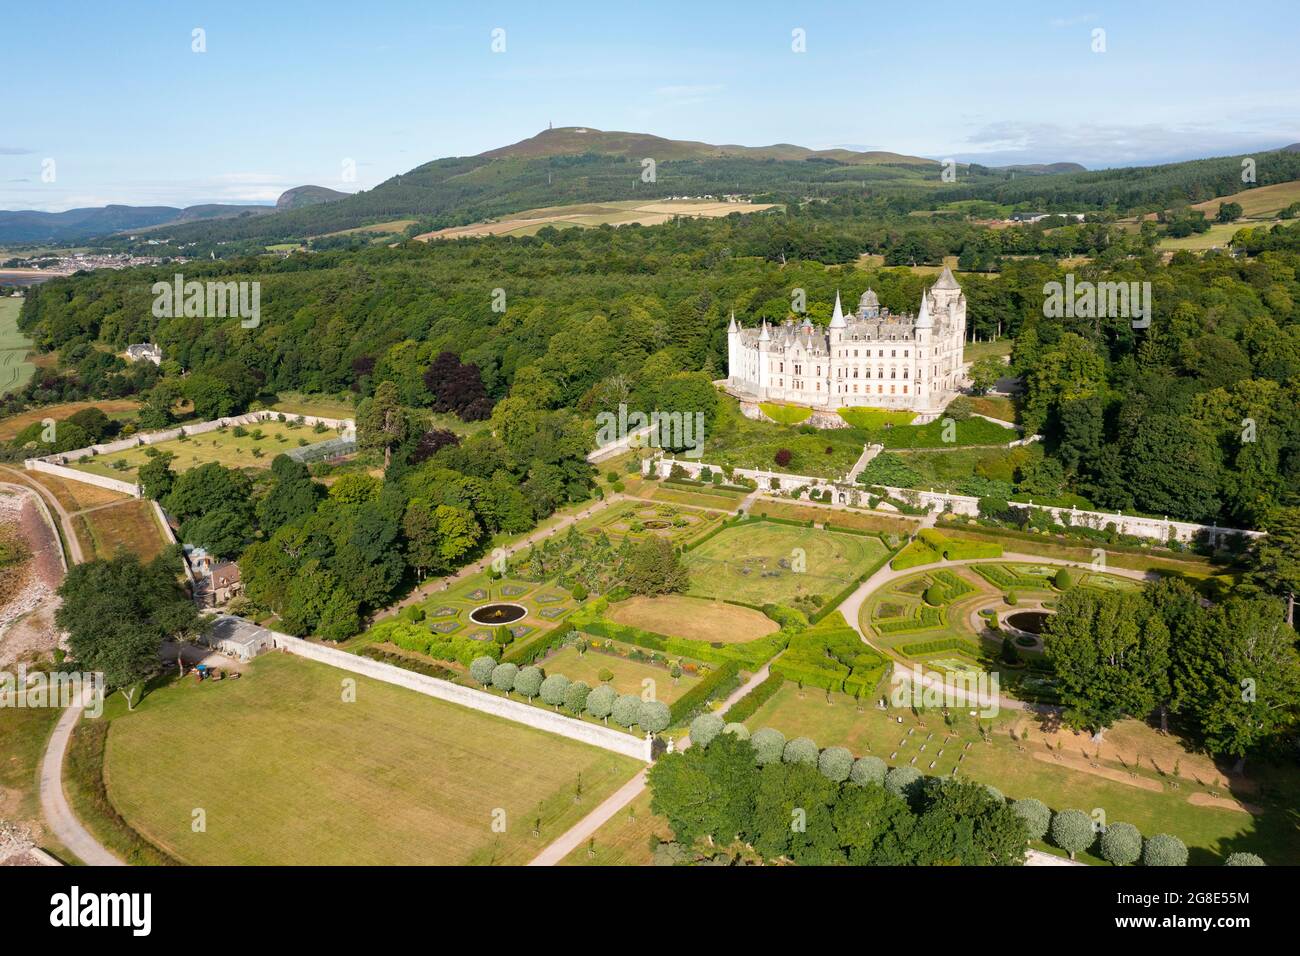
{"left": 782, "top": 737, "right": 819, "bottom": 766}
{"left": 722, "top": 722, "right": 750, "bottom": 740}
{"left": 611, "top": 693, "right": 642, "bottom": 728}
{"left": 1142, "top": 833, "right": 1188, "bottom": 867}
{"left": 1224, "top": 852, "right": 1265, "bottom": 866}
{"left": 470, "top": 655, "right": 498, "bottom": 686}
{"left": 563, "top": 680, "right": 591, "bottom": 715}
{"left": 586, "top": 684, "right": 617, "bottom": 723}
{"left": 884, "top": 766, "right": 923, "bottom": 805}
{"left": 639, "top": 700, "right": 671, "bottom": 735}
{"left": 1099, "top": 822, "right": 1143, "bottom": 866}
{"left": 689, "top": 713, "right": 725, "bottom": 748}
{"left": 1054, "top": 568, "right": 1073, "bottom": 590}
{"left": 750, "top": 727, "right": 786, "bottom": 765}
{"left": 513, "top": 665, "right": 544, "bottom": 701}
{"left": 1010, "top": 797, "right": 1052, "bottom": 842}
{"left": 490, "top": 662, "right": 519, "bottom": 694}
{"left": 539, "top": 673, "right": 570, "bottom": 709}
{"left": 1050, "top": 809, "right": 1096, "bottom": 860}
{"left": 818, "top": 746, "right": 854, "bottom": 783}
{"left": 848, "top": 755, "right": 888, "bottom": 786}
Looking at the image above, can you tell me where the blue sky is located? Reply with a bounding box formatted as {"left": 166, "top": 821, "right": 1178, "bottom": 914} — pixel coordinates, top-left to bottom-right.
{"left": 4, "top": 0, "right": 1298, "bottom": 211}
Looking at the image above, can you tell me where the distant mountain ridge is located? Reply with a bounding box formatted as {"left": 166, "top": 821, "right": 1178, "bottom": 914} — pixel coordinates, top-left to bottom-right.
{"left": 0, "top": 185, "right": 346, "bottom": 244}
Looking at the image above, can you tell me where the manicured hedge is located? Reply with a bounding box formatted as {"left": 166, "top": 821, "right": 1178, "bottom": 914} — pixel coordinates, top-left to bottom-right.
{"left": 722, "top": 672, "right": 787, "bottom": 723}
{"left": 500, "top": 619, "right": 572, "bottom": 665}
{"left": 669, "top": 660, "right": 741, "bottom": 724}
{"left": 896, "top": 636, "right": 982, "bottom": 659}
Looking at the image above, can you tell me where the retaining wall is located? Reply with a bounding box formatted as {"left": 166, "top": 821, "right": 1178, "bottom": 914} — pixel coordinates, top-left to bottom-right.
{"left": 649, "top": 456, "right": 1262, "bottom": 545}
{"left": 262, "top": 627, "right": 652, "bottom": 762}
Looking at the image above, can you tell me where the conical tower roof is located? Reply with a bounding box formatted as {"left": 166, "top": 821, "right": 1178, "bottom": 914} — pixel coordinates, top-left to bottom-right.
{"left": 932, "top": 265, "right": 960, "bottom": 291}
{"left": 829, "top": 291, "right": 846, "bottom": 329}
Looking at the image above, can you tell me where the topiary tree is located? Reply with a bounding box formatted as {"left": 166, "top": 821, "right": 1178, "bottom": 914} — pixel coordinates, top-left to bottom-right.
{"left": 818, "top": 746, "right": 853, "bottom": 782}
{"left": 1005, "top": 590, "right": 1019, "bottom": 605}
{"left": 570, "top": 582, "right": 588, "bottom": 602}
{"left": 539, "top": 673, "right": 571, "bottom": 709}
{"left": 639, "top": 700, "right": 671, "bottom": 735}
{"left": 598, "top": 668, "right": 614, "bottom": 683}
{"left": 884, "top": 766, "right": 923, "bottom": 804}
{"left": 1142, "top": 833, "right": 1188, "bottom": 867}
{"left": 564, "top": 680, "right": 591, "bottom": 715}
{"left": 586, "top": 684, "right": 617, "bottom": 723}
{"left": 1054, "top": 568, "right": 1073, "bottom": 590}
{"left": 923, "top": 584, "right": 944, "bottom": 607}
{"left": 849, "top": 755, "right": 887, "bottom": 786}
{"left": 1050, "top": 809, "right": 1096, "bottom": 860}
{"left": 1224, "top": 852, "right": 1265, "bottom": 866}
{"left": 490, "top": 662, "right": 519, "bottom": 694}
{"left": 782, "top": 737, "right": 819, "bottom": 766}
{"left": 513, "top": 665, "right": 544, "bottom": 700}
{"left": 722, "top": 722, "right": 749, "bottom": 740}
{"left": 1099, "top": 822, "right": 1142, "bottom": 866}
{"left": 1010, "top": 797, "right": 1051, "bottom": 842}
{"left": 750, "top": 727, "right": 786, "bottom": 765}
{"left": 470, "top": 656, "right": 497, "bottom": 686}
{"left": 611, "top": 693, "right": 642, "bottom": 728}
{"left": 689, "top": 713, "right": 725, "bottom": 748}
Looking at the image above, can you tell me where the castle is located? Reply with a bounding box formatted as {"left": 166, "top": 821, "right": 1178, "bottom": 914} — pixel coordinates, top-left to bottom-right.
{"left": 727, "top": 267, "right": 967, "bottom": 414}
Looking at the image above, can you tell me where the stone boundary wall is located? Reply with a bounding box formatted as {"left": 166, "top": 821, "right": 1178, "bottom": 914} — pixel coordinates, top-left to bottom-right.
{"left": 648, "top": 456, "right": 1263, "bottom": 545}
{"left": 24, "top": 409, "right": 356, "bottom": 498}
{"left": 23, "top": 459, "right": 140, "bottom": 497}
{"left": 261, "top": 626, "right": 652, "bottom": 762}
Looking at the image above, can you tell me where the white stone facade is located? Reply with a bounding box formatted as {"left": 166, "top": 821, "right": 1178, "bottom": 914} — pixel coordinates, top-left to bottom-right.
{"left": 727, "top": 267, "right": 967, "bottom": 414}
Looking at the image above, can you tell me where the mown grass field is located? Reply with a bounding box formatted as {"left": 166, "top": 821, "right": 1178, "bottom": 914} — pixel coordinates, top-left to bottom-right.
{"left": 605, "top": 593, "right": 778, "bottom": 644}
{"left": 685, "top": 519, "right": 886, "bottom": 606}
{"left": 0, "top": 298, "right": 35, "bottom": 396}
{"left": 1189, "top": 178, "right": 1300, "bottom": 219}
{"left": 418, "top": 198, "right": 775, "bottom": 241}
{"left": 741, "top": 681, "right": 1300, "bottom": 865}
{"left": 102, "top": 654, "right": 641, "bottom": 865}
{"left": 0, "top": 399, "right": 141, "bottom": 442}
{"left": 1157, "top": 220, "right": 1265, "bottom": 251}
{"left": 71, "top": 420, "right": 342, "bottom": 478}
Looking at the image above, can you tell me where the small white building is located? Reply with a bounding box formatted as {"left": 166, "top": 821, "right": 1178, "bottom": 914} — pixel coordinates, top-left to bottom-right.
{"left": 125, "top": 343, "right": 163, "bottom": 365}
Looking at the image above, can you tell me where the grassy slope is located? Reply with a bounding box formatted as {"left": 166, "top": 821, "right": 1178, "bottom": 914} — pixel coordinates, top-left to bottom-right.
{"left": 0, "top": 298, "right": 35, "bottom": 395}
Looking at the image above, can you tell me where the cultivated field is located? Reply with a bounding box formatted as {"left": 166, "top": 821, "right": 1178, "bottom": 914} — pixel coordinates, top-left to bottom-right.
{"left": 70, "top": 420, "right": 343, "bottom": 479}
{"left": 1189, "top": 178, "right": 1300, "bottom": 219}
{"left": 417, "top": 198, "right": 775, "bottom": 241}
{"left": 102, "top": 654, "right": 642, "bottom": 865}
{"left": 0, "top": 298, "right": 35, "bottom": 395}
{"left": 685, "top": 520, "right": 887, "bottom": 606}
{"left": 605, "top": 593, "right": 778, "bottom": 644}
{"left": 73, "top": 499, "right": 170, "bottom": 562}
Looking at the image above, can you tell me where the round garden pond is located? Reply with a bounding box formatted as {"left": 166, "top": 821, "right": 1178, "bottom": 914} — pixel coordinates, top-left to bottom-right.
{"left": 469, "top": 602, "right": 528, "bottom": 626}
{"left": 1004, "top": 610, "right": 1053, "bottom": 635}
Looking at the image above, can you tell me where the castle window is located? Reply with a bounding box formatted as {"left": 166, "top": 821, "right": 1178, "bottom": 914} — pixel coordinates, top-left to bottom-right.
{"left": 890, "top": 350, "right": 896, "bottom": 358}
{"left": 853, "top": 350, "right": 859, "bottom": 357}
{"left": 853, "top": 384, "right": 858, "bottom": 393}
{"left": 877, "top": 385, "right": 883, "bottom": 394}
{"left": 904, "top": 350, "right": 909, "bottom": 357}
{"left": 853, "top": 368, "right": 859, "bottom": 378}
{"left": 891, "top": 385, "right": 896, "bottom": 394}
{"left": 903, "top": 368, "right": 909, "bottom": 378}
{"left": 903, "top": 385, "right": 908, "bottom": 394}
{"left": 891, "top": 368, "right": 896, "bottom": 379}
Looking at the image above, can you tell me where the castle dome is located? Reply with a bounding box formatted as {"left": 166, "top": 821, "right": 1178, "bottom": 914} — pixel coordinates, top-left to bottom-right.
{"left": 859, "top": 288, "right": 879, "bottom": 308}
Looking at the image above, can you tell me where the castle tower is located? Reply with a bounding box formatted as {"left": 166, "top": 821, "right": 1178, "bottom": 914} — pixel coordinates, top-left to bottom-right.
{"left": 828, "top": 290, "right": 846, "bottom": 345}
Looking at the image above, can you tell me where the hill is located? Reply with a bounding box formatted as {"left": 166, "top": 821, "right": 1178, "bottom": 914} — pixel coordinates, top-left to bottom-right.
{"left": 277, "top": 185, "right": 350, "bottom": 210}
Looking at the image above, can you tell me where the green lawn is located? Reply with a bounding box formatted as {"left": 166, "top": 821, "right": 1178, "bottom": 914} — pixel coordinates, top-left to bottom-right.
{"left": 0, "top": 297, "right": 35, "bottom": 396}
{"left": 71, "top": 420, "right": 344, "bottom": 478}
{"left": 539, "top": 644, "right": 701, "bottom": 705}
{"left": 685, "top": 519, "right": 886, "bottom": 606}
{"left": 837, "top": 407, "right": 917, "bottom": 429}
{"left": 759, "top": 402, "right": 812, "bottom": 425}
{"left": 102, "top": 654, "right": 641, "bottom": 865}
{"left": 741, "top": 681, "right": 1300, "bottom": 865}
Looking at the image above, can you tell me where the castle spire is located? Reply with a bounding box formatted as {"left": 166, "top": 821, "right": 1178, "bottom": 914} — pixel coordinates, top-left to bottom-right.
{"left": 915, "top": 289, "right": 933, "bottom": 329}
{"left": 932, "top": 265, "right": 959, "bottom": 291}
{"left": 728, "top": 311, "right": 737, "bottom": 333}
{"left": 759, "top": 319, "right": 770, "bottom": 342}
{"left": 829, "top": 290, "right": 846, "bottom": 329}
